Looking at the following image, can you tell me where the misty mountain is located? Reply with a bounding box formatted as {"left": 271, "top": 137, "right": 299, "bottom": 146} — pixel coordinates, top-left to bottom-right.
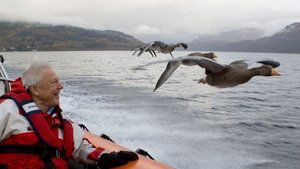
{"left": 197, "top": 28, "right": 264, "bottom": 43}
{"left": 188, "top": 23, "right": 300, "bottom": 53}
{"left": 188, "top": 28, "right": 264, "bottom": 50}
{"left": 0, "top": 21, "right": 143, "bottom": 51}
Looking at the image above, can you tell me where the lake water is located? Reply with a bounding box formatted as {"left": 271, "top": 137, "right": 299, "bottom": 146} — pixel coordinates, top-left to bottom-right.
{"left": 1, "top": 51, "right": 299, "bottom": 169}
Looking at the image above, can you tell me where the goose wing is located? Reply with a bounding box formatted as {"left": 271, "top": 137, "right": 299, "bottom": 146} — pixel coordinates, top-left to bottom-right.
{"left": 187, "top": 52, "right": 217, "bottom": 60}
{"left": 180, "top": 56, "right": 226, "bottom": 73}
{"left": 176, "top": 43, "right": 188, "bottom": 49}
{"left": 132, "top": 45, "right": 147, "bottom": 56}
{"left": 154, "top": 60, "right": 182, "bottom": 91}
{"left": 138, "top": 43, "right": 155, "bottom": 56}
{"left": 132, "top": 46, "right": 143, "bottom": 56}
{"left": 136, "top": 55, "right": 225, "bottom": 72}
{"left": 154, "top": 41, "right": 168, "bottom": 49}
{"left": 229, "top": 60, "right": 249, "bottom": 69}
{"left": 230, "top": 59, "right": 280, "bottom": 69}
{"left": 257, "top": 60, "right": 280, "bottom": 68}
{"left": 187, "top": 52, "right": 203, "bottom": 56}
{"left": 132, "top": 42, "right": 158, "bottom": 57}
{"left": 153, "top": 56, "right": 226, "bottom": 91}
{"left": 147, "top": 49, "right": 157, "bottom": 57}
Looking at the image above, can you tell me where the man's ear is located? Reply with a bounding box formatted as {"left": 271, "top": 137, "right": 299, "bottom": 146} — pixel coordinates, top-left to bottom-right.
{"left": 29, "top": 86, "right": 39, "bottom": 96}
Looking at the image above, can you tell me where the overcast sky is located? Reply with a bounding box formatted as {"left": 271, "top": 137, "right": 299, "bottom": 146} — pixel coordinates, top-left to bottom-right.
{"left": 1, "top": 0, "right": 300, "bottom": 42}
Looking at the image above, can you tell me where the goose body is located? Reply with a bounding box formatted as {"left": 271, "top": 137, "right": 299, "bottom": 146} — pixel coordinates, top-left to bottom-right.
{"left": 154, "top": 41, "right": 188, "bottom": 58}
{"left": 205, "top": 65, "right": 256, "bottom": 87}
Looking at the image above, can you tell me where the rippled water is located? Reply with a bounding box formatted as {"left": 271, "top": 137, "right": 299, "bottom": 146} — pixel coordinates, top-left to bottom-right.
{"left": 1, "top": 51, "right": 299, "bottom": 169}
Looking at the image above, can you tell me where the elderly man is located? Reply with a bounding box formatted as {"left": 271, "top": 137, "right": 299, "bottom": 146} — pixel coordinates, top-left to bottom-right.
{"left": 0, "top": 62, "right": 138, "bottom": 169}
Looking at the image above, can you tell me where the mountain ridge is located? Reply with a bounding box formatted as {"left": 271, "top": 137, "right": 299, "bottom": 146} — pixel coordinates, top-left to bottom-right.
{"left": 0, "top": 21, "right": 143, "bottom": 51}
{"left": 188, "top": 22, "right": 300, "bottom": 53}
{"left": 1, "top": 21, "right": 300, "bottom": 53}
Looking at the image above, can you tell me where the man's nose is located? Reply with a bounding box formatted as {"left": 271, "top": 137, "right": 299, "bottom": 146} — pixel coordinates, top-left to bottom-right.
{"left": 58, "top": 81, "right": 64, "bottom": 89}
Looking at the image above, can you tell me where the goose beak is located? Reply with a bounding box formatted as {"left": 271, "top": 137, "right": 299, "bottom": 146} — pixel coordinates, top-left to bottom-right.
{"left": 271, "top": 68, "right": 280, "bottom": 76}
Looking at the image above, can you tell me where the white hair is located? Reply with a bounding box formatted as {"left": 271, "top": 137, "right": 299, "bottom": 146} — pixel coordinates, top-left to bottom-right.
{"left": 22, "top": 61, "right": 52, "bottom": 90}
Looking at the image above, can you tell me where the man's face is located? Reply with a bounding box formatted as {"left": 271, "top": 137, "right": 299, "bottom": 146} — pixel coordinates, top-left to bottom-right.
{"left": 34, "top": 68, "right": 63, "bottom": 108}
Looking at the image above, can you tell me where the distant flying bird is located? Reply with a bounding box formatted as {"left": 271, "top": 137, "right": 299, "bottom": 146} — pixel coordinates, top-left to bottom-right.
{"left": 154, "top": 41, "right": 188, "bottom": 58}
{"left": 132, "top": 41, "right": 188, "bottom": 58}
{"left": 187, "top": 52, "right": 217, "bottom": 60}
{"left": 151, "top": 55, "right": 280, "bottom": 91}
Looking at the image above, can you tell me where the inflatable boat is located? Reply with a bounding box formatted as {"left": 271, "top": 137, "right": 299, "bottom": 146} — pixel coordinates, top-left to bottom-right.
{"left": 0, "top": 56, "right": 175, "bottom": 169}
{"left": 84, "top": 132, "right": 174, "bottom": 169}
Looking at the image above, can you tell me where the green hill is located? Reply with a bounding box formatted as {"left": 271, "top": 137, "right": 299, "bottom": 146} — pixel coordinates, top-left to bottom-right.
{"left": 0, "top": 21, "right": 143, "bottom": 51}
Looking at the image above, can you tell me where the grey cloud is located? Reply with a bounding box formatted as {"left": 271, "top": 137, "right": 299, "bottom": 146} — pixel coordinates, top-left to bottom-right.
{"left": 0, "top": 0, "right": 300, "bottom": 42}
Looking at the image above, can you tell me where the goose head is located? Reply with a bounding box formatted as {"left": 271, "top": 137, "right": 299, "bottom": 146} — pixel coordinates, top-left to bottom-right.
{"left": 256, "top": 65, "right": 280, "bottom": 76}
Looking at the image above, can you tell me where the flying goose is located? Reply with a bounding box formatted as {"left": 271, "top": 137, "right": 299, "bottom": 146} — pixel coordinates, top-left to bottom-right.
{"left": 132, "top": 41, "right": 188, "bottom": 58}
{"left": 152, "top": 55, "right": 280, "bottom": 91}
{"left": 154, "top": 41, "right": 188, "bottom": 58}
{"left": 187, "top": 52, "right": 217, "bottom": 60}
